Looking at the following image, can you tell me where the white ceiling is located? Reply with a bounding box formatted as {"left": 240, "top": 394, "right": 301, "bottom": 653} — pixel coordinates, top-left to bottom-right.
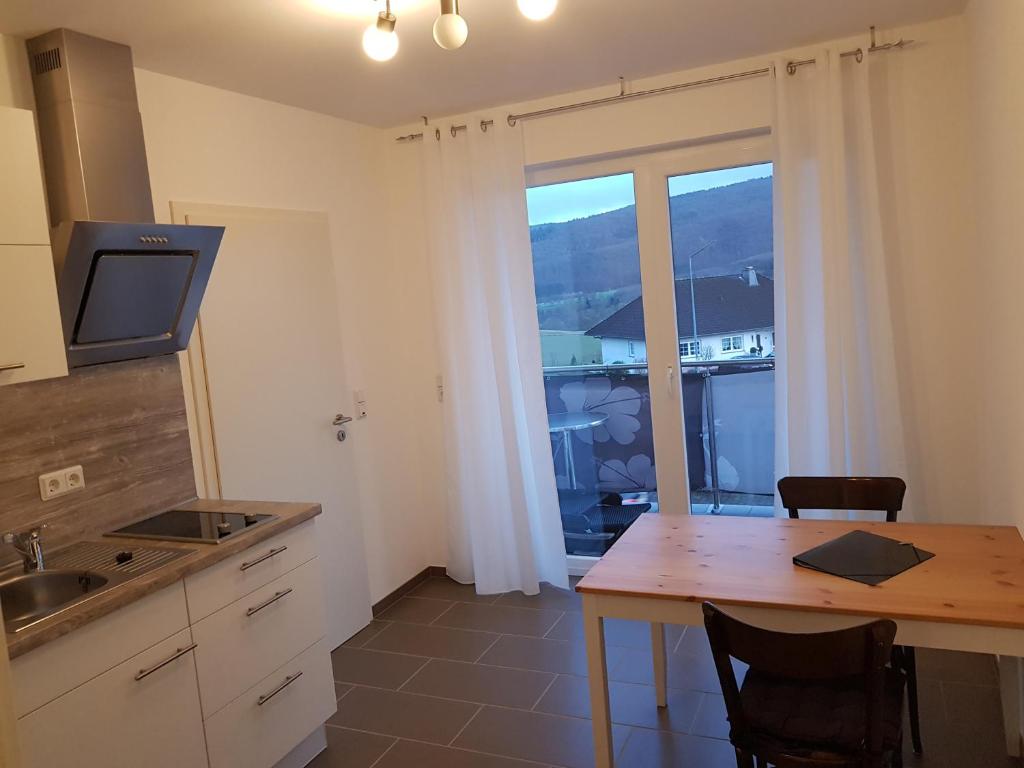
{"left": 0, "top": 0, "right": 965, "bottom": 128}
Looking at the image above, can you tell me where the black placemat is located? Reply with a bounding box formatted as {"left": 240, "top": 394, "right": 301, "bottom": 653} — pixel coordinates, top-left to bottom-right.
{"left": 793, "top": 529, "right": 934, "bottom": 586}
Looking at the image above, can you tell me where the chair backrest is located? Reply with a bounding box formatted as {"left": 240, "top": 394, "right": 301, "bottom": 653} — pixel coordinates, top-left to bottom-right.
{"left": 703, "top": 602, "right": 896, "bottom": 762}
{"left": 777, "top": 476, "right": 906, "bottom": 522}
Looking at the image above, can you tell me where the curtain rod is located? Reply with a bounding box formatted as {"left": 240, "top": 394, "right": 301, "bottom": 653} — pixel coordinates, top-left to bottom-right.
{"left": 394, "top": 27, "right": 913, "bottom": 140}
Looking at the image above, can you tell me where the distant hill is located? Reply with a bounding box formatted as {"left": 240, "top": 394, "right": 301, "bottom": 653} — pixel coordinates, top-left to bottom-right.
{"left": 531, "top": 176, "right": 773, "bottom": 331}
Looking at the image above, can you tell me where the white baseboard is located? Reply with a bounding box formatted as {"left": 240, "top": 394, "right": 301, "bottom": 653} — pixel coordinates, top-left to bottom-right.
{"left": 567, "top": 554, "right": 598, "bottom": 577}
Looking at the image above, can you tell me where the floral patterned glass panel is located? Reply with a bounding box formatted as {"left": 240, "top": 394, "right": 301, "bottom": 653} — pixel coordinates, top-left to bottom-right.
{"left": 666, "top": 163, "right": 775, "bottom": 518}
{"left": 526, "top": 173, "right": 656, "bottom": 558}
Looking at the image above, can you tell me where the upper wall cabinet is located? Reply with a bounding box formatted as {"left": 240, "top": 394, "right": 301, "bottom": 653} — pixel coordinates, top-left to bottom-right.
{"left": 0, "top": 106, "right": 50, "bottom": 245}
{"left": 0, "top": 106, "right": 68, "bottom": 386}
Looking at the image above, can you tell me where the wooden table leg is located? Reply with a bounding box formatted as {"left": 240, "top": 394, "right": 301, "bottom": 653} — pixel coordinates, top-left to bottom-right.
{"left": 583, "top": 596, "right": 614, "bottom": 768}
{"left": 651, "top": 622, "right": 667, "bottom": 708}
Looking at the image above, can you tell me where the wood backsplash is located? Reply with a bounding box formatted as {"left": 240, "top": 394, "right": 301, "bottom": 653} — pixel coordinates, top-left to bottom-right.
{"left": 0, "top": 355, "right": 196, "bottom": 566}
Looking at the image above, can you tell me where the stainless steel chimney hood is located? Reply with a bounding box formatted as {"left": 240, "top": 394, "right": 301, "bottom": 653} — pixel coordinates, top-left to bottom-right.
{"left": 26, "top": 29, "right": 223, "bottom": 368}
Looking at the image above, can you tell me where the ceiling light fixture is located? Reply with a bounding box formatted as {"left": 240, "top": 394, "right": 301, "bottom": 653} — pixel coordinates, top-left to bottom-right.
{"left": 517, "top": 0, "right": 557, "bottom": 21}
{"left": 433, "top": 0, "right": 469, "bottom": 50}
{"left": 362, "top": 0, "right": 400, "bottom": 61}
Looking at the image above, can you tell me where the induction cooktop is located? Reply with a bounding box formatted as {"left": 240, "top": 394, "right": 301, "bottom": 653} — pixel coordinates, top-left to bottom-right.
{"left": 106, "top": 509, "right": 277, "bottom": 544}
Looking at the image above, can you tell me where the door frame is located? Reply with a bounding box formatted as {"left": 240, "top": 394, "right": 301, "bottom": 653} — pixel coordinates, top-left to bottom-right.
{"left": 526, "top": 133, "right": 773, "bottom": 523}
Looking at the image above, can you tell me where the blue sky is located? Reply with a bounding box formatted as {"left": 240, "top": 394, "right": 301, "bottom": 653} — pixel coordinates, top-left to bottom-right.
{"left": 526, "top": 162, "right": 773, "bottom": 225}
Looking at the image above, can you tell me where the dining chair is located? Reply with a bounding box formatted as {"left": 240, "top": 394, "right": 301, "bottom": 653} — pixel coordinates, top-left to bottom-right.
{"left": 703, "top": 601, "right": 906, "bottom": 768}
{"left": 776, "top": 476, "right": 921, "bottom": 756}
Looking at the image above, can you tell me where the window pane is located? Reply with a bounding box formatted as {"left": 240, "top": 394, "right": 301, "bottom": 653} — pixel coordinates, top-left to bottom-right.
{"left": 527, "top": 173, "right": 657, "bottom": 559}
{"left": 667, "top": 163, "right": 775, "bottom": 517}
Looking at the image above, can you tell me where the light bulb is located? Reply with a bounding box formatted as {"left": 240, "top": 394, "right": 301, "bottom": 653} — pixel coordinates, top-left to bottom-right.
{"left": 362, "top": 19, "right": 399, "bottom": 61}
{"left": 433, "top": 13, "right": 468, "bottom": 50}
{"left": 517, "top": 0, "right": 557, "bottom": 21}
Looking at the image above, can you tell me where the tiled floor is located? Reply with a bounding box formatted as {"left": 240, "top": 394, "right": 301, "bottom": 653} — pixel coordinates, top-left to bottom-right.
{"left": 311, "top": 576, "right": 1020, "bottom": 768}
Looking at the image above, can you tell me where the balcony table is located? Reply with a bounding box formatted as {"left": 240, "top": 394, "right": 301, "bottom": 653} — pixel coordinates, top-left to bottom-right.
{"left": 547, "top": 410, "right": 609, "bottom": 490}
{"left": 577, "top": 513, "right": 1024, "bottom": 767}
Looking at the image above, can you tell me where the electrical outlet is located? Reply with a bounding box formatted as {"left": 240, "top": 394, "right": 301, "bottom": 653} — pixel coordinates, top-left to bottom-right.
{"left": 38, "top": 465, "right": 85, "bottom": 501}
{"left": 65, "top": 465, "right": 85, "bottom": 491}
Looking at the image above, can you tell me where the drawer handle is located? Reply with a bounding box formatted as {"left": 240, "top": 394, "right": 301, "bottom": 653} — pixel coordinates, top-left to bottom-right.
{"left": 257, "top": 671, "right": 303, "bottom": 706}
{"left": 246, "top": 587, "right": 293, "bottom": 617}
{"left": 240, "top": 545, "right": 288, "bottom": 572}
{"left": 134, "top": 642, "right": 198, "bottom": 682}
{"left": 0, "top": 363, "right": 26, "bottom": 372}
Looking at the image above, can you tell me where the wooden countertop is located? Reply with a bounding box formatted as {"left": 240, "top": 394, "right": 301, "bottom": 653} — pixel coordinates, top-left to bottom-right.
{"left": 577, "top": 514, "right": 1024, "bottom": 630}
{"left": 5, "top": 499, "right": 321, "bottom": 659}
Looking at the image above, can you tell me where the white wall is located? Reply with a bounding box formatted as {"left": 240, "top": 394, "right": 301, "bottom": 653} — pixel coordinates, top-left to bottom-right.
{"left": 386, "top": 14, "right": 976, "bottom": 525}
{"left": 0, "top": 36, "right": 448, "bottom": 605}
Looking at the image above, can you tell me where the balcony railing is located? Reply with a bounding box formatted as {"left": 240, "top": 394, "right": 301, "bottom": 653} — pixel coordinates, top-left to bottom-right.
{"left": 542, "top": 359, "right": 774, "bottom": 512}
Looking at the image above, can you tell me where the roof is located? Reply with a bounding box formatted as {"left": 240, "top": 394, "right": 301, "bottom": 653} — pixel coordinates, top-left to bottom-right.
{"left": 586, "top": 274, "right": 774, "bottom": 341}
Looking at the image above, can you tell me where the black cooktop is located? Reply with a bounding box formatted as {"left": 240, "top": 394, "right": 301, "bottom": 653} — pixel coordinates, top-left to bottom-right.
{"left": 107, "top": 509, "right": 277, "bottom": 544}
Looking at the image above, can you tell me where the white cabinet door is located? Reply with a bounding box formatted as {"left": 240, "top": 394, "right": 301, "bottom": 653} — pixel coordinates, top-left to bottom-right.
{"left": 18, "top": 628, "right": 208, "bottom": 768}
{"left": 0, "top": 244, "right": 67, "bottom": 386}
{"left": 0, "top": 106, "right": 50, "bottom": 246}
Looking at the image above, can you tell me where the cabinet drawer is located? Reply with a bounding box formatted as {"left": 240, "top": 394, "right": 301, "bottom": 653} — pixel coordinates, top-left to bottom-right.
{"left": 19, "top": 627, "right": 208, "bottom": 768}
{"left": 192, "top": 557, "right": 326, "bottom": 717}
{"left": 12, "top": 581, "right": 189, "bottom": 717}
{"left": 204, "top": 639, "right": 335, "bottom": 768}
{"left": 185, "top": 521, "right": 317, "bottom": 622}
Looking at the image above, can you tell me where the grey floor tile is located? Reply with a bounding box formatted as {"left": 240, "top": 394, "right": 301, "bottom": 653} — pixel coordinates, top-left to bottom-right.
{"left": 545, "top": 613, "right": 683, "bottom": 649}
{"left": 477, "top": 634, "right": 626, "bottom": 677}
{"left": 689, "top": 693, "right": 729, "bottom": 740}
{"left": 453, "top": 706, "right": 629, "bottom": 768}
{"left": 610, "top": 647, "right": 722, "bottom": 692}
{"left": 916, "top": 648, "right": 999, "bottom": 686}
{"left": 309, "top": 726, "right": 396, "bottom": 768}
{"left": 378, "top": 596, "right": 456, "bottom": 624}
{"left": 403, "top": 659, "right": 555, "bottom": 708}
{"left": 434, "top": 601, "right": 563, "bottom": 637}
{"left": 941, "top": 680, "right": 1019, "bottom": 767}
{"left": 329, "top": 686, "right": 479, "bottom": 745}
{"left": 494, "top": 583, "right": 582, "bottom": 612}
{"left": 616, "top": 728, "right": 736, "bottom": 768}
{"left": 534, "top": 674, "right": 702, "bottom": 734}
{"left": 342, "top": 620, "right": 392, "bottom": 648}
{"left": 374, "top": 739, "right": 549, "bottom": 768}
{"left": 331, "top": 646, "right": 428, "bottom": 689}
{"left": 335, "top": 682, "right": 352, "bottom": 700}
{"left": 409, "top": 577, "right": 501, "bottom": 603}
{"left": 366, "top": 621, "right": 499, "bottom": 662}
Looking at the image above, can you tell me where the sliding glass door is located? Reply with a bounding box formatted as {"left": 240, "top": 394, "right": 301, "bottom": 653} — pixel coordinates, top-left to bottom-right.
{"left": 525, "top": 136, "right": 775, "bottom": 561}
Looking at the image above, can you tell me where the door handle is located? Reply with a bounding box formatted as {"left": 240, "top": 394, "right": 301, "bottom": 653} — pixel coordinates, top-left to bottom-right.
{"left": 333, "top": 414, "right": 353, "bottom": 426}
{"left": 666, "top": 365, "right": 675, "bottom": 398}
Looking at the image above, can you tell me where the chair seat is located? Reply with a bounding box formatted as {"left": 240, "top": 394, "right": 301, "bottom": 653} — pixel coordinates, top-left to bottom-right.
{"left": 739, "top": 667, "right": 905, "bottom": 754}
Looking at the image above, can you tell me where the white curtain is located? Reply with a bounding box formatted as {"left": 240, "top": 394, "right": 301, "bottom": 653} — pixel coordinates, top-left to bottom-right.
{"left": 419, "top": 117, "right": 569, "bottom": 594}
{"left": 772, "top": 45, "right": 911, "bottom": 518}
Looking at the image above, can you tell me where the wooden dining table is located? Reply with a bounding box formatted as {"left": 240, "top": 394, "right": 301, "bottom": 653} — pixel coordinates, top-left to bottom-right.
{"left": 576, "top": 513, "right": 1024, "bottom": 767}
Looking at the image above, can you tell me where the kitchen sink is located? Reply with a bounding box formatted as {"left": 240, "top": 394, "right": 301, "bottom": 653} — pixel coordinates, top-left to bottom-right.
{"left": 0, "top": 569, "right": 117, "bottom": 634}
{"left": 0, "top": 540, "right": 194, "bottom": 634}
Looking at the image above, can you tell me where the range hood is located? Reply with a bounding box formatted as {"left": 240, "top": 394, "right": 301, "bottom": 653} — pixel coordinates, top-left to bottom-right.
{"left": 26, "top": 29, "right": 223, "bottom": 368}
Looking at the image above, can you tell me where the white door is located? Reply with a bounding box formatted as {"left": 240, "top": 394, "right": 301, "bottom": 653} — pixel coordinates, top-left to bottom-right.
{"left": 174, "top": 203, "right": 371, "bottom": 647}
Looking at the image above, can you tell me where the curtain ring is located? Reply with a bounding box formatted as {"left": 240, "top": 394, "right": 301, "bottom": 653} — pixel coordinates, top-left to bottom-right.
{"left": 786, "top": 61, "right": 797, "bottom": 76}
{"left": 435, "top": 128, "right": 441, "bottom": 141}
{"left": 507, "top": 115, "right": 517, "bottom": 127}
{"left": 451, "top": 125, "right": 459, "bottom": 138}
{"left": 480, "top": 120, "right": 488, "bottom": 133}
{"left": 855, "top": 48, "right": 864, "bottom": 63}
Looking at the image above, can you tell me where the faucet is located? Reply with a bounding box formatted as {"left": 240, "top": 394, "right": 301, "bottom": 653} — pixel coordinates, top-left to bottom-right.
{"left": 3, "top": 525, "right": 47, "bottom": 572}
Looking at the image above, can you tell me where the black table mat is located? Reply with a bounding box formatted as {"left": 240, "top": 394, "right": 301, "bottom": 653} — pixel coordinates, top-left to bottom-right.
{"left": 793, "top": 529, "right": 934, "bottom": 586}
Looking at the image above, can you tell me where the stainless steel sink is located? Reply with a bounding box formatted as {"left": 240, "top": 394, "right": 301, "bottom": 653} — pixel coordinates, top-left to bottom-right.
{"left": 0, "top": 540, "right": 194, "bottom": 634}
{"left": 0, "top": 569, "right": 117, "bottom": 633}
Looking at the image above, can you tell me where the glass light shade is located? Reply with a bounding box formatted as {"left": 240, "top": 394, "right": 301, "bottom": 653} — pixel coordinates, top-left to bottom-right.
{"left": 362, "top": 23, "right": 399, "bottom": 61}
{"left": 433, "top": 13, "right": 469, "bottom": 50}
{"left": 517, "top": 0, "right": 557, "bottom": 21}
